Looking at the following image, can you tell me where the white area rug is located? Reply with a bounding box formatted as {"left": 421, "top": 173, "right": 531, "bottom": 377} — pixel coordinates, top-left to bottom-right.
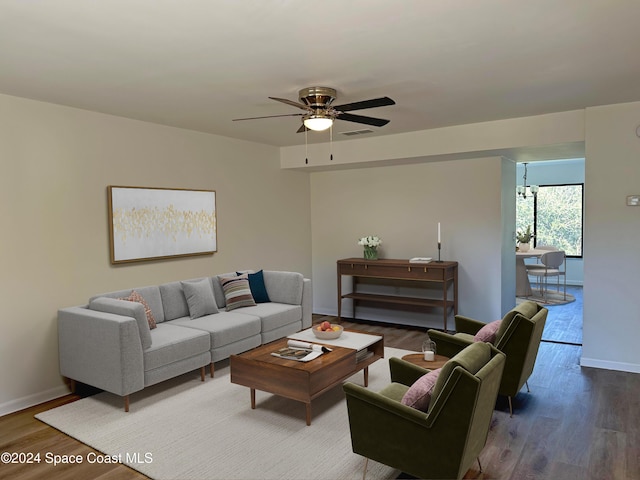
{"left": 36, "top": 348, "right": 411, "bottom": 480}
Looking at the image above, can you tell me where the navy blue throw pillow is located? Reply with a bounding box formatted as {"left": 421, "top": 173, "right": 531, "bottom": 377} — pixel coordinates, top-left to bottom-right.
{"left": 236, "top": 270, "right": 271, "bottom": 303}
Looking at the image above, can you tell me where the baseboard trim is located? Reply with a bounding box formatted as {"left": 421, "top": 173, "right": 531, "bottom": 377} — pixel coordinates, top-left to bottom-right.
{"left": 0, "top": 385, "right": 70, "bottom": 417}
{"left": 580, "top": 356, "right": 640, "bottom": 374}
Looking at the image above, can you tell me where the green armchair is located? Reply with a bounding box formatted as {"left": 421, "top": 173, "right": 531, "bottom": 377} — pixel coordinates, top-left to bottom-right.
{"left": 428, "top": 301, "right": 548, "bottom": 416}
{"left": 343, "top": 342, "right": 505, "bottom": 480}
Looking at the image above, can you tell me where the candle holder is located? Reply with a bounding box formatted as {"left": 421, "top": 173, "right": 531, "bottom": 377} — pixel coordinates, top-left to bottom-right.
{"left": 436, "top": 242, "right": 442, "bottom": 262}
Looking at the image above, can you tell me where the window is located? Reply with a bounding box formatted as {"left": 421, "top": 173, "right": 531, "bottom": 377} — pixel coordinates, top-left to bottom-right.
{"left": 516, "top": 184, "right": 583, "bottom": 257}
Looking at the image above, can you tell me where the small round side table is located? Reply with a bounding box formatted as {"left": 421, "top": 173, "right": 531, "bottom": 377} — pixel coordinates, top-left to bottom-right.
{"left": 401, "top": 353, "right": 449, "bottom": 370}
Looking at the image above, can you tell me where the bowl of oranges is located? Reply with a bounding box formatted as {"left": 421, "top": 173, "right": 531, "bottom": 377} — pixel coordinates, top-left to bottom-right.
{"left": 313, "top": 321, "right": 344, "bottom": 340}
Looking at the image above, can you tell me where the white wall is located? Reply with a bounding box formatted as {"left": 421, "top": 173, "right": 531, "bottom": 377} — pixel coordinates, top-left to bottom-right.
{"left": 281, "top": 110, "right": 585, "bottom": 170}
{"left": 310, "top": 157, "right": 510, "bottom": 330}
{"left": 582, "top": 101, "right": 640, "bottom": 373}
{"left": 298, "top": 102, "right": 640, "bottom": 375}
{"left": 0, "top": 94, "right": 312, "bottom": 415}
{"left": 517, "top": 158, "right": 585, "bottom": 284}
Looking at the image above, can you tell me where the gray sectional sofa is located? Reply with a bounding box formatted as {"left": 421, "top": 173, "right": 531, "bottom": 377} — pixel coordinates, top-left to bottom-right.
{"left": 58, "top": 270, "right": 311, "bottom": 411}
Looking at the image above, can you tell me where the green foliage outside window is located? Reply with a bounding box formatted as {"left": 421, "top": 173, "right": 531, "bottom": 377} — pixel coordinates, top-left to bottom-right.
{"left": 516, "top": 184, "right": 583, "bottom": 257}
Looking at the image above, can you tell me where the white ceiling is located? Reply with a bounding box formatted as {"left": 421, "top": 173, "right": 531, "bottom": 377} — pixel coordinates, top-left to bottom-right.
{"left": 2, "top": 1, "right": 640, "bottom": 149}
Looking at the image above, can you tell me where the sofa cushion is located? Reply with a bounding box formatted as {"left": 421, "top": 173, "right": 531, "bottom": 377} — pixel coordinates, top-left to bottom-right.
{"left": 168, "top": 311, "right": 261, "bottom": 348}
{"left": 144, "top": 324, "right": 210, "bottom": 371}
{"left": 219, "top": 274, "right": 256, "bottom": 311}
{"left": 181, "top": 278, "right": 219, "bottom": 319}
{"left": 237, "top": 303, "right": 302, "bottom": 332}
{"left": 212, "top": 274, "right": 230, "bottom": 309}
{"left": 90, "top": 285, "right": 165, "bottom": 323}
{"left": 474, "top": 319, "right": 502, "bottom": 344}
{"left": 159, "top": 281, "right": 190, "bottom": 321}
{"left": 238, "top": 270, "right": 271, "bottom": 303}
{"left": 401, "top": 368, "right": 442, "bottom": 412}
{"left": 263, "top": 271, "right": 303, "bottom": 305}
{"left": 89, "top": 297, "right": 153, "bottom": 350}
{"left": 119, "top": 290, "right": 157, "bottom": 329}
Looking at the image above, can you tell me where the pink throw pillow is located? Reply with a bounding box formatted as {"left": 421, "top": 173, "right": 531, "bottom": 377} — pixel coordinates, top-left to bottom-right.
{"left": 401, "top": 368, "right": 441, "bottom": 412}
{"left": 473, "top": 319, "right": 502, "bottom": 344}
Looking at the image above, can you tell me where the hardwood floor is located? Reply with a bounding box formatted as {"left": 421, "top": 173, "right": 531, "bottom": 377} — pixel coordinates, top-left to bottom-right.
{"left": 2, "top": 303, "right": 636, "bottom": 480}
{"left": 539, "top": 284, "right": 584, "bottom": 345}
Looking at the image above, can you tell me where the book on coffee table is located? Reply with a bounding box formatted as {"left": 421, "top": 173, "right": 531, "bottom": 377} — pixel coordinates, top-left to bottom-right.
{"left": 271, "top": 347, "right": 313, "bottom": 361}
{"left": 270, "top": 340, "right": 330, "bottom": 362}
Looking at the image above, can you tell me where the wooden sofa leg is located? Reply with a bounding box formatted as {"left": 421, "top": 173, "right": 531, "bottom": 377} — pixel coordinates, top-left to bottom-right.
{"left": 69, "top": 378, "right": 76, "bottom": 394}
{"left": 508, "top": 396, "right": 513, "bottom": 417}
{"left": 210, "top": 362, "right": 215, "bottom": 378}
{"left": 200, "top": 366, "right": 206, "bottom": 382}
{"left": 362, "top": 457, "right": 368, "bottom": 480}
{"left": 124, "top": 395, "right": 130, "bottom": 412}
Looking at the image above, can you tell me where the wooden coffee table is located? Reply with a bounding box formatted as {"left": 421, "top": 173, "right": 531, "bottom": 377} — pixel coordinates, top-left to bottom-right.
{"left": 230, "top": 329, "right": 383, "bottom": 426}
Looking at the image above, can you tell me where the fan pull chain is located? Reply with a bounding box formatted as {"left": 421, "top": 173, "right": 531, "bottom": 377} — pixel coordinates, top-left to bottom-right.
{"left": 305, "top": 127, "right": 308, "bottom": 164}
{"left": 330, "top": 124, "right": 333, "bottom": 161}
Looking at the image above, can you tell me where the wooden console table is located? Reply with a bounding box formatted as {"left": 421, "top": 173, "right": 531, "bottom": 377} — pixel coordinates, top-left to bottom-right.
{"left": 337, "top": 258, "right": 458, "bottom": 332}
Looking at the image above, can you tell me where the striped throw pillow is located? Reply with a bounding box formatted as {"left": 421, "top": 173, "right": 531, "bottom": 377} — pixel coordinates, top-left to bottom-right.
{"left": 219, "top": 274, "right": 256, "bottom": 311}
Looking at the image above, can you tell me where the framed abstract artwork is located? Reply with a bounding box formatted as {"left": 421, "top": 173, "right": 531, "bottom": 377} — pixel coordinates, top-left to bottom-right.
{"left": 108, "top": 186, "right": 217, "bottom": 264}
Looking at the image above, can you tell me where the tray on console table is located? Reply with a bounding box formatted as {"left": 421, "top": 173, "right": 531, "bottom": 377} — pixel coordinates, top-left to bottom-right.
{"left": 337, "top": 258, "right": 458, "bottom": 331}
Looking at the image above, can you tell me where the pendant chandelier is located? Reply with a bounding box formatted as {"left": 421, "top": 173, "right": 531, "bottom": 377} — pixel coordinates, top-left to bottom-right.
{"left": 516, "top": 162, "right": 539, "bottom": 199}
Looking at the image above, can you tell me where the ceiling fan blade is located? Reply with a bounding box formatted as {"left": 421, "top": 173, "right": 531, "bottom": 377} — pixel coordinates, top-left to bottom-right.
{"left": 334, "top": 96, "right": 395, "bottom": 112}
{"left": 296, "top": 124, "right": 308, "bottom": 133}
{"left": 268, "top": 97, "right": 310, "bottom": 111}
{"left": 337, "top": 113, "right": 390, "bottom": 127}
{"left": 232, "top": 113, "right": 303, "bottom": 121}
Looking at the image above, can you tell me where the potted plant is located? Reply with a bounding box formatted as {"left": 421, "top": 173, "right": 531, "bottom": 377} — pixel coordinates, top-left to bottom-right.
{"left": 358, "top": 235, "right": 382, "bottom": 260}
{"left": 516, "top": 225, "right": 534, "bottom": 252}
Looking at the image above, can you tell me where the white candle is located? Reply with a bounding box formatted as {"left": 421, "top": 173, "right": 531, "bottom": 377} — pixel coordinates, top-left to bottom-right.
{"left": 424, "top": 350, "right": 435, "bottom": 361}
{"left": 438, "top": 222, "right": 441, "bottom": 243}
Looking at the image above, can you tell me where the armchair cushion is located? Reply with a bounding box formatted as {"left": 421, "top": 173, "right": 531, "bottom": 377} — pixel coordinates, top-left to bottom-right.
{"left": 473, "top": 319, "right": 502, "bottom": 343}
{"left": 378, "top": 382, "right": 410, "bottom": 403}
{"left": 401, "top": 368, "right": 441, "bottom": 411}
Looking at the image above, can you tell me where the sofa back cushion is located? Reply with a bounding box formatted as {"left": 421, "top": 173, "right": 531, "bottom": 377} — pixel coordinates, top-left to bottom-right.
{"left": 159, "top": 281, "right": 190, "bottom": 321}
{"left": 89, "top": 297, "right": 152, "bottom": 349}
{"left": 181, "top": 278, "right": 219, "bottom": 318}
{"left": 212, "top": 272, "right": 238, "bottom": 308}
{"left": 263, "top": 271, "right": 304, "bottom": 305}
{"left": 90, "top": 285, "right": 165, "bottom": 323}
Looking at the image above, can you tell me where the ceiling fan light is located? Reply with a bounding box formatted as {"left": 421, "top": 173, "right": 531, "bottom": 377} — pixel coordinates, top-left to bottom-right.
{"left": 303, "top": 115, "right": 333, "bottom": 131}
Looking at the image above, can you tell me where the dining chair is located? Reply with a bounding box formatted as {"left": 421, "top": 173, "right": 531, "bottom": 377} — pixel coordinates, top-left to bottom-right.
{"left": 525, "top": 250, "right": 566, "bottom": 300}
{"left": 530, "top": 245, "right": 558, "bottom": 264}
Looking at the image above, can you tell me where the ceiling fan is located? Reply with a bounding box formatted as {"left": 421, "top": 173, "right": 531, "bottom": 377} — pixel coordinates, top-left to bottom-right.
{"left": 233, "top": 87, "right": 395, "bottom": 133}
